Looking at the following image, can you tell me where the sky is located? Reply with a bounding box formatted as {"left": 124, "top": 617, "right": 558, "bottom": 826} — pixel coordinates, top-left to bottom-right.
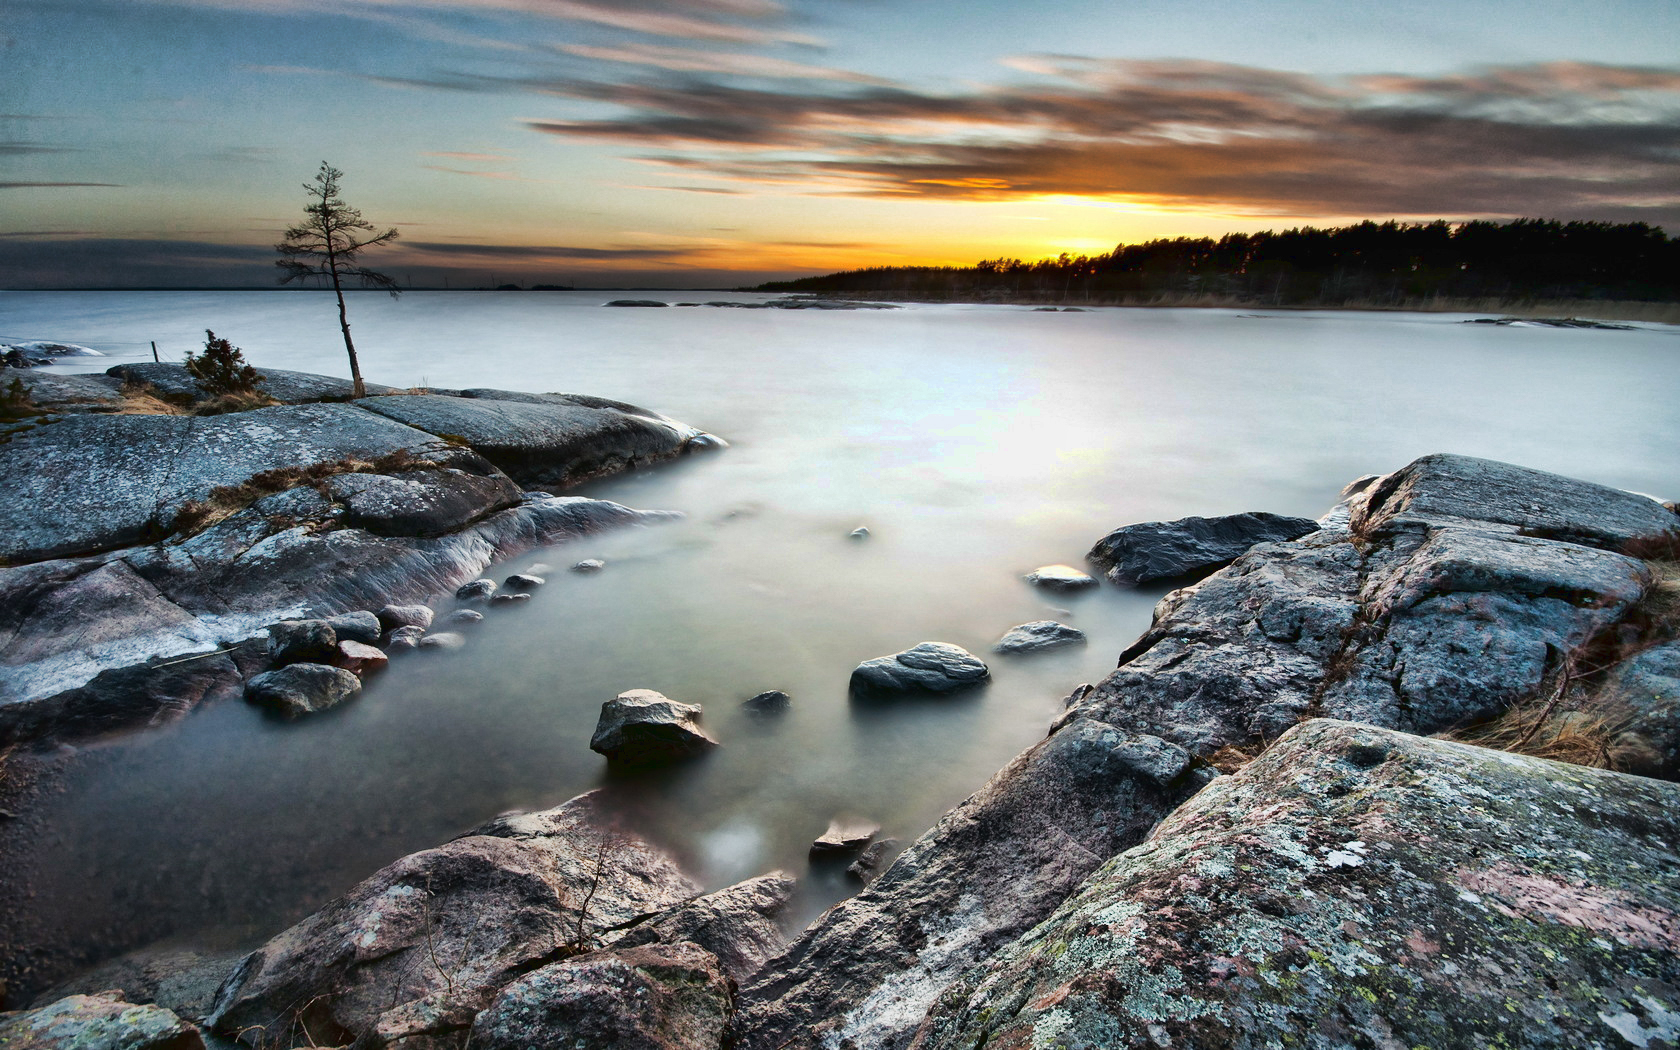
{"left": 3, "top": 0, "right": 1678, "bottom": 288}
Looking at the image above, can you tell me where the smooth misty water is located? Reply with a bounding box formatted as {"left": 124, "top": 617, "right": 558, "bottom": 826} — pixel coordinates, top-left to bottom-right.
{"left": 3, "top": 290, "right": 1677, "bottom": 983}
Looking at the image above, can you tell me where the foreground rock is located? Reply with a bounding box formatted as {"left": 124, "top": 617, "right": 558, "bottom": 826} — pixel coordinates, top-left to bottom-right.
{"left": 470, "top": 942, "right": 732, "bottom": 1050}
{"left": 992, "top": 620, "right": 1085, "bottom": 654}
{"left": 734, "top": 722, "right": 1211, "bottom": 1050}
{"left": 208, "top": 791, "right": 699, "bottom": 1049}
{"left": 913, "top": 719, "right": 1680, "bottom": 1049}
{"left": 590, "top": 689, "right": 720, "bottom": 765}
{"left": 0, "top": 991, "right": 203, "bottom": 1050}
{"left": 849, "top": 643, "right": 989, "bottom": 696}
{"left": 607, "top": 873, "right": 796, "bottom": 984}
{"left": 1087, "top": 510, "right": 1321, "bottom": 586}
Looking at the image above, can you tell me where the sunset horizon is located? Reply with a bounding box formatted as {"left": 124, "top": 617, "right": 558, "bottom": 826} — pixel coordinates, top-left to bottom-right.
{"left": 5, "top": 0, "right": 1679, "bottom": 289}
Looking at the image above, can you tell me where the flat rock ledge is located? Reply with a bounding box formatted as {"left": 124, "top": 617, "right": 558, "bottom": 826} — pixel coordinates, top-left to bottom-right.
{"left": 0, "top": 370, "right": 716, "bottom": 745}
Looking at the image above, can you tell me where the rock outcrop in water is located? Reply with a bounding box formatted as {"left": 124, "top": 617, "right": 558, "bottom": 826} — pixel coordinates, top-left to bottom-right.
{"left": 16, "top": 451, "right": 1680, "bottom": 1050}
{"left": 0, "top": 369, "right": 723, "bottom": 745}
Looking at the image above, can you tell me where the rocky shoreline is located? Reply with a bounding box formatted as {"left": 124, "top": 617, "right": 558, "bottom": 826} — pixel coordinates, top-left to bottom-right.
{"left": 0, "top": 363, "right": 724, "bottom": 746}
{"left": 3, "top": 382, "right": 1678, "bottom": 1050}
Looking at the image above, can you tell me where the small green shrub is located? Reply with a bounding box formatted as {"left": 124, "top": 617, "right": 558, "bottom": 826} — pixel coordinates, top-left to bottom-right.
{"left": 185, "top": 329, "right": 264, "bottom": 398}
{"left": 0, "top": 377, "right": 39, "bottom": 420}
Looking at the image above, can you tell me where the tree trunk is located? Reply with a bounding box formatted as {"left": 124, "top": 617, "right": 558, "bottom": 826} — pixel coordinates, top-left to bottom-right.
{"left": 328, "top": 255, "right": 365, "bottom": 398}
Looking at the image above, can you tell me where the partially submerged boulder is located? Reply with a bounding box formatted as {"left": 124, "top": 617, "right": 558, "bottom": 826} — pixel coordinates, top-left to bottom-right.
{"left": 469, "top": 942, "right": 732, "bottom": 1050}
{"left": 809, "top": 817, "right": 880, "bottom": 857}
{"left": 742, "top": 689, "right": 791, "bottom": 714}
{"left": 243, "top": 663, "right": 361, "bottom": 717}
{"left": 849, "top": 642, "right": 989, "bottom": 696}
{"left": 1087, "top": 510, "right": 1321, "bottom": 586}
{"left": 1021, "top": 564, "right": 1096, "bottom": 591}
{"left": 208, "top": 791, "right": 700, "bottom": 1049}
{"left": 590, "top": 690, "right": 720, "bottom": 766}
{"left": 913, "top": 720, "right": 1680, "bottom": 1050}
{"left": 0, "top": 991, "right": 203, "bottom": 1050}
{"left": 992, "top": 620, "right": 1085, "bottom": 655}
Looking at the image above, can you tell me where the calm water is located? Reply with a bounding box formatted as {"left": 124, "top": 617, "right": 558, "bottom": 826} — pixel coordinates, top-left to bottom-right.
{"left": 3, "top": 291, "right": 1677, "bottom": 984}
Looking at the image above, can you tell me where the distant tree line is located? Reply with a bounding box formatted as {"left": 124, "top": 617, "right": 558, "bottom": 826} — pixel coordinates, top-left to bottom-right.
{"left": 758, "top": 220, "right": 1680, "bottom": 305}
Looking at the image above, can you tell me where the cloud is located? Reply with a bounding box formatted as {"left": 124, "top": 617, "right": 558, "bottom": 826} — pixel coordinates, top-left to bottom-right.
{"left": 136, "top": 0, "right": 815, "bottom": 46}
{"left": 520, "top": 58, "right": 1680, "bottom": 222}
{"left": 0, "top": 181, "right": 122, "bottom": 189}
{"left": 406, "top": 240, "right": 691, "bottom": 260}
{"left": 556, "top": 43, "right": 888, "bottom": 83}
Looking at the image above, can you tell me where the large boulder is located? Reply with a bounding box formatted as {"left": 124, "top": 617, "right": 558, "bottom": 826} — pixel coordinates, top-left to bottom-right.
{"left": 733, "top": 721, "right": 1212, "bottom": 1050}
{"left": 1069, "top": 454, "right": 1661, "bottom": 757}
{"left": 0, "top": 991, "right": 203, "bottom": 1050}
{"left": 1352, "top": 452, "right": 1678, "bottom": 549}
{"left": 913, "top": 719, "right": 1680, "bottom": 1050}
{"left": 357, "top": 393, "right": 717, "bottom": 489}
{"left": 208, "top": 791, "right": 699, "bottom": 1049}
{"left": 106, "top": 362, "right": 400, "bottom": 403}
{"left": 469, "top": 942, "right": 732, "bottom": 1050}
{"left": 849, "top": 642, "right": 989, "bottom": 696}
{"left": 608, "top": 872, "right": 796, "bottom": 984}
{"left": 1087, "top": 510, "right": 1321, "bottom": 586}
{"left": 590, "top": 690, "right": 720, "bottom": 766}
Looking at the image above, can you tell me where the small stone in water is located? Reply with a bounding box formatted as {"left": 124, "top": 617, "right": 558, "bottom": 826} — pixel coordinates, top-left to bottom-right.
{"left": 384, "top": 625, "right": 426, "bottom": 652}
{"left": 505, "top": 573, "right": 545, "bottom": 590}
{"left": 849, "top": 527, "right": 870, "bottom": 539}
{"left": 811, "top": 816, "right": 880, "bottom": 856}
{"left": 490, "top": 592, "right": 531, "bottom": 605}
{"left": 572, "top": 559, "right": 606, "bottom": 573}
{"left": 456, "top": 579, "right": 496, "bottom": 602}
{"left": 743, "top": 690, "right": 791, "bottom": 714}
{"left": 419, "top": 632, "right": 467, "bottom": 651}
{"left": 443, "top": 609, "right": 484, "bottom": 627}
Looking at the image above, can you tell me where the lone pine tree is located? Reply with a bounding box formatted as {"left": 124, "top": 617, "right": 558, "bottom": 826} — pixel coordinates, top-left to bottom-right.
{"left": 276, "top": 163, "right": 399, "bottom": 397}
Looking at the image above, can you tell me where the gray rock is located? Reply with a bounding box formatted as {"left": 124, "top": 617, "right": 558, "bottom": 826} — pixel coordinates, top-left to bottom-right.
{"left": 357, "top": 393, "right": 707, "bottom": 490}
{"left": 849, "top": 527, "right": 870, "bottom": 539}
{"left": 845, "top": 839, "right": 902, "bottom": 884}
{"left": 441, "top": 608, "right": 484, "bottom": 627}
{"left": 1353, "top": 452, "right": 1678, "bottom": 549}
{"left": 30, "top": 945, "right": 252, "bottom": 1024}
{"left": 1021, "top": 563, "right": 1097, "bottom": 591}
{"left": 469, "top": 942, "right": 731, "bottom": 1050}
{"left": 335, "top": 639, "right": 387, "bottom": 674}
{"left": 106, "top": 361, "right": 399, "bottom": 403}
{"left": 991, "top": 620, "right": 1086, "bottom": 655}
{"left": 849, "top": 642, "right": 989, "bottom": 696}
{"left": 265, "top": 618, "right": 338, "bottom": 665}
{"left": 742, "top": 690, "right": 791, "bottom": 714}
{"left": 325, "top": 610, "right": 382, "bottom": 644}
{"left": 418, "top": 631, "right": 466, "bottom": 651}
{"left": 383, "top": 625, "right": 427, "bottom": 652}
{"left": 1598, "top": 639, "right": 1680, "bottom": 778}
{"left": 734, "top": 720, "right": 1208, "bottom": 1050}
{"left": 5, "top": 341, "right": 104, "bottom": 362}
{"left": 208, "top": 790, "right": 700, "bottom": 1049}
{"left": 591, "top": 689, "right": 720, "bottom": 766}
{"left": 572, "top": 558, "right": 607, "bottom": 573}
{"left": 377, "top": 604, "right": 434, "bottom": 631}
{"left": 504, "top": 572, "right": 544, "bottom": 590}
{"left": 913, "top": 720, "right": 1680, "bottom": 1050}
{"left": 324, "top": 462, "right": 522, "bottom": 537}
{"left": 604, "top": 299, "right": 670, "bottom": 307}
{"left": 810, "top": 817, "right": 880, "bottom": 857}
{"left": 244, "top": 663, "right": 361, "bottom": 717}
{"left": 608, "top": 872, "right": 797, "bottom": 985}
{"left": 0, "top": 403, "right": 442, "bottom": 564}
{"left": 0, "top": 991, "right": 204, "bottom": 1050}
{"left": 0, "top": 368, "right": 123, "bottom": 411}
{"left": 455, "top": 578, "right": 496, "bottom": 602}
{"left": 489, "top": 591, "right": 530, "bottom": 605}
{"left": 1087, "top": 510, "right": 1321, "bottom": 586}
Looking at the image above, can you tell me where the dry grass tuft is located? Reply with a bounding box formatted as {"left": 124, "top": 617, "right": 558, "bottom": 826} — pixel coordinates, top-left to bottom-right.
{"left": 167, "top": 448, "right": 436, "bottom": 539}
{"left": 1443, "top": 703, "right": 1642, "bottom": 770}
{"left": 1205, "top": 740, "right": 1268, "bottom": 774}
{"left": 110, "top": 377, "right": 189, "bottom": 416}
{"left": 191, "top": 389, "right": 281, "bottom": 416}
